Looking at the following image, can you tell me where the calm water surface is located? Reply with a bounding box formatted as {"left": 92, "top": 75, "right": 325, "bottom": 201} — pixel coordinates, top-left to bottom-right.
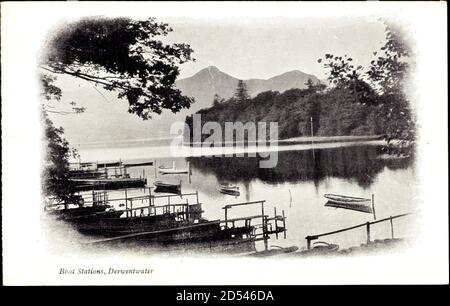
{"left": 70, "top": 143, "right": 418, "bottom": 253}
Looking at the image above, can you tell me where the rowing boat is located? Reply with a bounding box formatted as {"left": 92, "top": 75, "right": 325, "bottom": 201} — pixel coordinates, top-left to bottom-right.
{"left": 324, "top": 194, "right": 373, "bottom": 214}
{"left": 218, "top": 184, "right": 240, "bottom": 196}
{"left": 154, "top": 180, "right": 181, "bottom": 194}
{"left": 158, "top": 161, "right": 190, "bottom": 174}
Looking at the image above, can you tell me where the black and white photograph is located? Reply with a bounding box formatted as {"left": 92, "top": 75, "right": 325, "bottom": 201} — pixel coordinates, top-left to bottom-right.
{"left": 1, "top": 1, "right": 448, "bottom": 286}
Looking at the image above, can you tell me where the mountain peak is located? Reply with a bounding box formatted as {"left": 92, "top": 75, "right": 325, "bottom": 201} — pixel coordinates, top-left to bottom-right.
{"left": 205, "top": 65, "right": 220, "bottom": 72}
{"left": 276, "top": 70, "right": 308, "bottom": 77}
{"left": 195, "top": 65, "right": 222, "bottom": 75}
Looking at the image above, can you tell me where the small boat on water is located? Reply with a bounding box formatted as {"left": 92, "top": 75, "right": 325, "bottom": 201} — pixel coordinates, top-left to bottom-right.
{"left": 324, "top": 193, "right": 373, "bottom": 214}
{"left": 218, "top": 184, "right": 240, "bottom": 196}
{"left": 158, "top": 161, "right": 190, "bottom": 175}
{"left": 154, "top": 180, "right": 181, "bottom": 194}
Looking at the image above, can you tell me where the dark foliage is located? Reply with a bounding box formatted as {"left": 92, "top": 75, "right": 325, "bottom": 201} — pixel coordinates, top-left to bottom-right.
{"left": 41, "top": 17, "right": 195, "bottom": 119}
{"left": 41, "top": 111, "right": 76, "bottom": 204}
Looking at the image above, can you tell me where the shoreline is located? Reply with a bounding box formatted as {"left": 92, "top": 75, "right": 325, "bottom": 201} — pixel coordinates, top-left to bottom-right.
{"left": 182, "top": 134, "right": 384, "bottom": 147}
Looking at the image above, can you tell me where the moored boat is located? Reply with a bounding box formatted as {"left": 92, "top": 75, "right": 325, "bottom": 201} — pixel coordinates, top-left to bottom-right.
{"left": 158, "top": 161, "right": 190, "bottom": 174}
{"left": 218, "top": 184, "right": 240, "bottom": 196}
{"left": 324, "top": 193, "right": 373, "bottom": 214}
{"left": 154, "top": 180, "right": 181, "bottom": 194}
{"left": 70, "top": 177, "right": 147, "bottom": 191}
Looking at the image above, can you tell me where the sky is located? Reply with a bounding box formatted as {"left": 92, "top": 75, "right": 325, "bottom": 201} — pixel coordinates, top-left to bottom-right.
{"left": 161, "top": 17, "right": 388, "bottom": 80}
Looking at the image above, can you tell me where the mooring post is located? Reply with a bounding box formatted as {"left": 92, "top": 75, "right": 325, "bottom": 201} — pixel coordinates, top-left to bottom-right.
{"left": 148, "top": 187, "right": 152, "bottom": 216}
{"left": 282, "top": 210, "right": 286, "bottom": 239}
{"left": 196, "top": 190, "right": 199, "bottom": 205}
{"left": 274, "top": 207, "right": 278, "bottom": 239}
{"left": 125, "top": 188, "right": 128, "bottom": 218}
{"left": 154, "top": 160, "right": 157, "bottom": 178}
{"left": 366, "top": 222, "right": 371, "bottom": 244}
{"left": 390, "top": 216, "right": 394, "bottom": 239}
{"left": 186, "top": 199, "right": 189, "bottom": 222}
{"left": 261, "top": 201, "right": 268, "bottom": 251}
{"left": 372, "top": 194, "right": 377, "bottom": 220}
{"left": 224, "top": 206, "right": 228, "bottom": 229}
{"left": 306, "top": 236, "right": 311, "bottom": 250}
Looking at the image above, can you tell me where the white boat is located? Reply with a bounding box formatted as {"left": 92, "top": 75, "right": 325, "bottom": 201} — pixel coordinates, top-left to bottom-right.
{"left": 158, "top": 161, "right": 190, "bottom": 175}
{"left": 218, "top": 184, "right": 240, "bottom": 196}
{"left": 324, "top": 194, "right": 373, "bottom": 214}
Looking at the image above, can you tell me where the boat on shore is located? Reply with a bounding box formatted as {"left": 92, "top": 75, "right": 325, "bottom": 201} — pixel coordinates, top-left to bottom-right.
{"left": 324, "top": 193, "right": 373, "bottom": 214}
{"left": 247, "top": 245, "right": 299, "bottom": 257}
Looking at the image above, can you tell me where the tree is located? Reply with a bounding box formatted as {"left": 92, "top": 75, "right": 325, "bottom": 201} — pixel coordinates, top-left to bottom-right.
{"left": 40, "top": 17, "right": 196, "bottom": 202}
{"left": 318, "top": 54, "right": 376, "bottom": 105}
{"left": 41, "top": 111, "right": 77, "bottom": 205}
{"left": 367, "top": 24, "right": 415, "bottom": 155}
{"left": 212, "top": 94, "right": 225, "bottom": 107}
{"left": 304, "top": 78, "right": 327, "bottom": 95}
{"left": 40, "top": 17, "right": 195, "bottom": 119}
{"left": 234, "top": 80, "right": 250, "bottom": 102}
{"left": 318, "top": 22, "right": 415, "bottom": 155}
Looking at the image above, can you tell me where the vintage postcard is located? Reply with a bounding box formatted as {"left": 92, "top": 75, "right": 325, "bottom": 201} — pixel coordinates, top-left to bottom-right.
{"left": 1, "top": 2, "right": 448, "bottom": 286}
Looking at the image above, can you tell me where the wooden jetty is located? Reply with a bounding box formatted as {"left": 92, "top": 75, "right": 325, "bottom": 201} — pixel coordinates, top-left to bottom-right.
{"left": 69, "top": 160, "right": 154, "bottom": 180}
{"left": 69, "top": 177, "right": 147, "bottom": 192}
{"left": 49, "top": 189, "right": 288, "bottom": 248}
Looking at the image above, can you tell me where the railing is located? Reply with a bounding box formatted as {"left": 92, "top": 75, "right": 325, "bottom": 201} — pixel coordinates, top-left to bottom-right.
{"left": 305, "top": 213, "right": 411, "bottom": 250}
{"left": 222, "top": 200, "right": 286, "bottom": 250}
{"left": 47, "top": 189, "right": 201, "bottom": 220}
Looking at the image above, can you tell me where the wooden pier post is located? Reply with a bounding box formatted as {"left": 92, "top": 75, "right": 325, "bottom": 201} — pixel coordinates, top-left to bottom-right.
{"left": 274, "top": 207, "right": 278, "bottom": 239}
{"left": 390, "top": 216, "right": 394, "bottom": 239}
{"left": 282, "top": 210, "right": 286, "bottom": 239}
{"left": 306, "top": 236, "right": 311, "bottom": 250}
{"left": 310, "top": 117, "right": 315, "bottom": 159}
{"left": 196, "top": 190, "right": 199, "bottom": 205}
{"left": 130, "top": 199, "right": 134, "bottom": 217}
{"left": 186, "top": 199, "right": 190, "bottom": 223}
{"left": 224, "top": 206, "right": 228, "bottom": 229}
{"left": 148, "top": 187, "right": 152, "bottom": 216}
{"left": 154, "top": 160, "right": 157, "bottom": 178}
{"left": 372, "top": 194, "right": 377, "bottom": 220}
{"left": 366, "top": 222, "right": 371, "bottom": 244}
{"left": 125, "top": 188, "right": 128, "bottom": 218}
{"left": 261, "top": 201, "right": 268, "bottom": 251}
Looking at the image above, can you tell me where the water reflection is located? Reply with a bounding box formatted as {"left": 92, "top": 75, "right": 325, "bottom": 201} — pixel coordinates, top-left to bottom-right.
{"left": 187, "top": 145, "right": 413, "bottom": 189}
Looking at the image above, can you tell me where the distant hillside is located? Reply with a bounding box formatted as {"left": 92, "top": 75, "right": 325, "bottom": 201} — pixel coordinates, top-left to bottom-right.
{"left": 50, "top": 67, "right": 321, "bottom": 146}
{"left": 184, "top": 86, "right": 382, "bottom": 142}
{"left": 175, "top": 66, "right": 320, "bottom": 111}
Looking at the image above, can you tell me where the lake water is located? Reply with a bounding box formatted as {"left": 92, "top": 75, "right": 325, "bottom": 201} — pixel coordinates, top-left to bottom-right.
{"left": 70, "top": 141, "right": 418, "bottom": 254}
